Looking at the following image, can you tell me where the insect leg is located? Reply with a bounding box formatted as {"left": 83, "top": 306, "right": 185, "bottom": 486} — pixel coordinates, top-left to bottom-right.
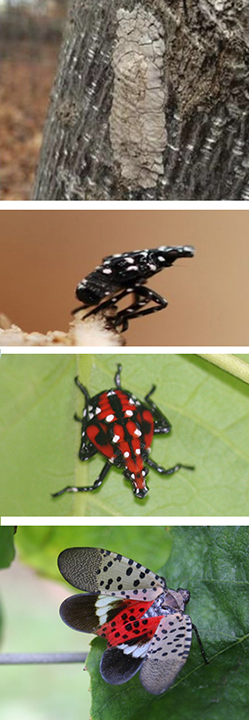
{"left": 192, "top": 623, "right": 208, "bottom": 664}
{"left": 51, "top": 460, "right": 113, "bottom": 497}
{"left": 114, "top": 286, "right": 168, "bottom": 328}
{"left": 75, "top": 376, "right": 90, "bottom": 400}
{"left": 78, "top": 288, "right": 134, "bottom": 320}
{"left": 146, "top": 457, "right": 195, "bottom": 475}
{"left": 144, "top": 387, "right": 172, "bottom": 434}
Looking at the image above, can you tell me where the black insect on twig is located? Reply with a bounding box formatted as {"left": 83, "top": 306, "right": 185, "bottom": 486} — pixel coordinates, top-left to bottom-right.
{"left": 72, "top": 245, "right": 195, "bottom": 332}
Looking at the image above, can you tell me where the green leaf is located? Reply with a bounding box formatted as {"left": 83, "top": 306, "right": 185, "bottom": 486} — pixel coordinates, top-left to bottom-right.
{"left": 0, "top": 354, "right": 78, "bottom": 516}
{"left": 0, "top": 527, "right": 15, "bottom": 568}
{"left": 86, "top": 527, "right": 249, "bottom": 720}
{"left": 1, "top": 354, "right": 249, "bottom": 515}
{"left": 0, "top": 527, "right": 15, "bottom": 645}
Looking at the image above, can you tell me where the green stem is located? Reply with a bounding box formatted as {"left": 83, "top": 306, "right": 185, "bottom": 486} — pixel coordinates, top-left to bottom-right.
{"left": 197, "top": 354, "right": 249, "bottom": 384}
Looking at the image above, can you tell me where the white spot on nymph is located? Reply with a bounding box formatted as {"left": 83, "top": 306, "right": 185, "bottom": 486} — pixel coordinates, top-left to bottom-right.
{"left": 106, "top": 414, "right": 115, "bottom": 422}
{"left": 124, "top": 451, "right": 130, "bottom": 458}
{"left": 109, "top": 5, "right": 167, "bottom": 190}
{"left": 113, "top": 434, "right": 120, "bottom": 443}
{"left": 127, "top": 265, "right": 139, "bottom": 271}
{"left": 158, "top": 256, "right": 165, "bottom": 262}
{"left": 134, "top": 428, "right": 142, "bottom": 437}
{"left": 135, "top": 448, "right": 141, "bottom": 455}
{"left": 129, "top": 398, "right": 135, "bottom": 405}
{"left": 95, "top": 406, "right": 101, "bottom": 414}
{"left": 125, "top": 409, "right": 133, "bottom": 417}
{"left": 102, "top": 267, "right": 112, "bottom": 274}
{"left": 89, "top": 412, "right": 94, "bottom": 419}
{"left": 125, "top": 256, "right": 135, "bottom": 264}
{"left": 149, "top": 263, "right": 157, "bottom": 271}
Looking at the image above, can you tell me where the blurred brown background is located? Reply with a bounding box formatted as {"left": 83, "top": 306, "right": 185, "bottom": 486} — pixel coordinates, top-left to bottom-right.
{"left": 1, "top": 0, "right": 66, "bottom": 200}
{"left": 0, "top": 209, "right": 248, "bottom": 346}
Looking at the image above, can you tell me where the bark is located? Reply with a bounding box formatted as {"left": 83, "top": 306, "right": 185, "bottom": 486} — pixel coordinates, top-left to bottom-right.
{"left": 33, "top": 0, "right": 249, "bottom": 200}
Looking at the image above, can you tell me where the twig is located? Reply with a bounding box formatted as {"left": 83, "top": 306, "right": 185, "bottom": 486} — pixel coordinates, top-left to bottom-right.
{"left": 0, "top": 652, "right": 87, "bottom": 665}
{"left": 197, "top": 354, "right": 249, "bottom": 384}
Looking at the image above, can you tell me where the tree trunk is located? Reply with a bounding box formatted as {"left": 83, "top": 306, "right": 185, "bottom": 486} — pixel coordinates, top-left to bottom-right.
{"left": 33, "top": 0, "right": 249, "bottom": 200}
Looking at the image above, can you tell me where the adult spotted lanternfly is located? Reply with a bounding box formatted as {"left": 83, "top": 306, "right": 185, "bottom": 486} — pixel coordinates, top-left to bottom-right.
{"left": 58, "top": 547, "right": 207, "bottom": 695}
{"left": 72, "top": 245, "right": 195, "bottom": 331}
{"left": 52, "top": 364, "right": 194, "bottom": 499}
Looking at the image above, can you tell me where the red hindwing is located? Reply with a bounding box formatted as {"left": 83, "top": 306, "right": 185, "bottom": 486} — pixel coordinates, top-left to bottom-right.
{"left": 96, "top": 598, "right": 162, "bottom": 647}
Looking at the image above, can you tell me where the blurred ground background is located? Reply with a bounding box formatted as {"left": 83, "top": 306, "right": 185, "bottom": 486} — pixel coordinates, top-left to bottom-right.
{"left": 0, "top": 0, "right": 66, "bottom": 200}
{"left": 0, "top": 556, "right": 91, "bottom": 720}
